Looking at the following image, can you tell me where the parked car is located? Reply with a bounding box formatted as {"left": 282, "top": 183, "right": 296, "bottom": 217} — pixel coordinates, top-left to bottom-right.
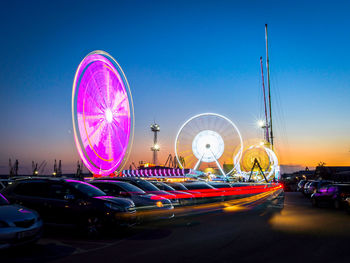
{"left": 304, "top": 180, "right": 333, "bottom": 197}
{"left": 0, "top": 179, "right": 13, "bottom": 191}
{"left": 2, "top": 178, "right": 137, "bottom": 234}
{"left": 311, "top": 184, "right": 350, "bottom": 209}
{"left": 182, "top": 182, "right": 225, "bottom": 203}
{"left": 0, "top": 193, "right": 42, "bottom": 249}
{"left": 96, "top": 177, "right": 179, "bottom": 205}
{"left": 302, "top": 181, "right": 315, "bottom": 196}
{"left": 90, "top": 180, "right": 174, "bottom": 219}
{"left": 208, "top": 182, "right": 235, "bottom": 200}
{"left": 165, "top": 182, "right": 189, "bottom": 191}
{"left": 149, "top": 181, "right": 195, "bottom": 205}
{"left": 297, "top": 180, "right": 308, "bottom": 192}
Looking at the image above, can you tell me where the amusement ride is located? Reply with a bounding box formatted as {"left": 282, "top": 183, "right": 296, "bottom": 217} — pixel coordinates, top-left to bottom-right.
{"left": 71, "top": 24, "right": 280, "bottom": 182}
{"left": 72, "top": 50, "right": 134, "bottom": 176}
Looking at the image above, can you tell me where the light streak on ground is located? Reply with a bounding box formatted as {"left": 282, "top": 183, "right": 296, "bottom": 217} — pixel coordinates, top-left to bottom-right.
{"left": 136, "top": 184, "right": 283, "bottom": 218}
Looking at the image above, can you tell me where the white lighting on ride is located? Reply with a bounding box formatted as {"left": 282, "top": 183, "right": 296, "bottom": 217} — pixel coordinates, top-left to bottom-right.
{"left": 175, "top": 113, "right": 243, "bottom": 178}
{"left": 192, "top": 130, "right": 224, "bottom": 163}
{"left": 234, "top": 144, "right": 280, "bottom": 182}
{"left": 105, "top": 108, "right": 113, "bottom": 123}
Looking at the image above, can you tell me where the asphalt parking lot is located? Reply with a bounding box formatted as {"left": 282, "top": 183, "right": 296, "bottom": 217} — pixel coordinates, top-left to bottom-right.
{"left": 2, "top": 191, "right": 350, "bottom": 263}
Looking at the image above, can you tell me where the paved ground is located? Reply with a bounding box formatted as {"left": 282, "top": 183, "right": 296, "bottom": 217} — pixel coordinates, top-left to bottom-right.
{"left": 2, "top": 191, "right": 350, "bottom": 263}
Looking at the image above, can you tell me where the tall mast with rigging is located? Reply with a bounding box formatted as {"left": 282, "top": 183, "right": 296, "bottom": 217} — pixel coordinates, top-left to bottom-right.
{"left": 265, "top": 24, "right": 274, "bottom": 149}
{"left": 260, "top": 56, "right": 270, "bottom": 143}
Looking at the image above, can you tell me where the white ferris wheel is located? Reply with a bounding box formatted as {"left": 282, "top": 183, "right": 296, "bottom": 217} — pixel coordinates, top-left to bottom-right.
{"left": 175, "top": 113, "right": 243, "bottom": 178}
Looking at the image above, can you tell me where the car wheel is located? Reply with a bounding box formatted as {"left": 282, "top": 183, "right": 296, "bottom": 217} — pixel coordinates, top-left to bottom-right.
{"left": 334, "top": 200, "right": 341, "bottom": 209}
{"left": 311, "top": 198, "right": 318, "bottom": 207}
{"left": 86, "top": 216, "right": 103, "bottom": 236}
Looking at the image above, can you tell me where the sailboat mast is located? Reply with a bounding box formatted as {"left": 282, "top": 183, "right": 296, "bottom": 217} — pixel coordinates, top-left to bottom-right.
{"left": 265, "top": 24, "right": 274, "bottom": 149}
{"left": 260, "top": 57, "right": 270, "bottom": 143}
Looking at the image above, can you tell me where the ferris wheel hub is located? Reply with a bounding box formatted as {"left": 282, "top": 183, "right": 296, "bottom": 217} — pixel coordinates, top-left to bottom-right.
{"left": 192, "top": 130, "right": 225, "bottom": 163}
{"left": 105, "top": 108, "right": 113, "bottom": 123}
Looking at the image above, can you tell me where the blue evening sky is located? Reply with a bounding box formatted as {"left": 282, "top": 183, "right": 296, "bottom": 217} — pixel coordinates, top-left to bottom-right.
{"left": 1, "top": 0, "right": 349, "bottom": 174}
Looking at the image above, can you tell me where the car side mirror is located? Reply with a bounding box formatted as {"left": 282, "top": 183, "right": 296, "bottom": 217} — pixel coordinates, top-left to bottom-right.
{"left": 64, "top": 194, "right": 75, "bottom": 201}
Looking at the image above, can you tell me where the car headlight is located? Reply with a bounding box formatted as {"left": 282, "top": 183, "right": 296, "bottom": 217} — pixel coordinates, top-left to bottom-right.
{"left": 0, "top": 221, "right": 8, "bottom": 228}
{"left": 104, "top": 202, "right": 123, "bottom": 211}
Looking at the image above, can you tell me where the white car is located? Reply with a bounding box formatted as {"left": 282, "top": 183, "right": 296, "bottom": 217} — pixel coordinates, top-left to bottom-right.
{"left": 0, "top": 193, "right": 43, "bottom": 249}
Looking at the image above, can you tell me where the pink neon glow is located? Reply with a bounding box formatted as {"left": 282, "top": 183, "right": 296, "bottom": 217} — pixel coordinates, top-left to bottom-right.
{"left": 73, "top": 51, "right": 131, "bottom": 175}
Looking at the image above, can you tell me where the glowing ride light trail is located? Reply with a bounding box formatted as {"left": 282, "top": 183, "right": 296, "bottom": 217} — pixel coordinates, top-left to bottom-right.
{"left": 234, "top": 144, "right": 280, "bottom": 182}
{"left": 72, "top": 50, "right": 134, "bottom": 175}
{"left": 175, "top": 113, "right": 243, "bottom": 178}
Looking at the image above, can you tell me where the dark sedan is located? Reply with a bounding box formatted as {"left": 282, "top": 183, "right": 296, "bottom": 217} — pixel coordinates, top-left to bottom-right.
{"left": 95, "top": 177, "right": 179, "bottom": 205}
{"left": 149, "top": 181, "right": 195, "bottom": 206}
{"left": 297, "top": 180, "right": 308, "bottom": 192}
{"left": 182, "top": 182, "right": 225, "bottom": 203}
{"left": 311, "top": 184, "right": 350, "bottom": 209}
{"left": 90, "top": 180, "right": 174, "bottom": 219}
{"left": 2, "top": 178, "right": 137, "bottom": 234}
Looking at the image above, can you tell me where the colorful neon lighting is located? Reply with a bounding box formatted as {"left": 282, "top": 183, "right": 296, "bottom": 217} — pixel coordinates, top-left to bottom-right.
{"left": 122, "top": 168, "right": 190, "bottom": 177}
{"left": 72, "top": 51, "right": 134, "bottom": 175}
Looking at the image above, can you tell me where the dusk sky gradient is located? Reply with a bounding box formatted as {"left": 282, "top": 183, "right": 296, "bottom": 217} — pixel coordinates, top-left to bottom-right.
{"left": 1, "top": 0, "right": 350, "bottom": 174}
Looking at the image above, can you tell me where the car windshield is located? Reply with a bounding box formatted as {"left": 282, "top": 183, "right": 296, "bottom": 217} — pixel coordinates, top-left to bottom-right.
{"left": 168, "top": 183, "right": 188, "bottom": 191}
{"left": 210, "top": 183, "right": 231, "bottom": 188}
{"left": 67, "top": 180, "right": 106, "bottom": 197}
{"left": 152, "top": 182, "right": 175, "bottom": 191}
{"left": 117, "top": 182, "right": 145, "bottom": 194}
{"left": 0, "top": 193, "right": 9, "bottom": 205}
{"left": 184, "top": 183, "right": 215, "bottom": 190}
{"left": 134, "top": 180, "right": 160, "bottom": 191}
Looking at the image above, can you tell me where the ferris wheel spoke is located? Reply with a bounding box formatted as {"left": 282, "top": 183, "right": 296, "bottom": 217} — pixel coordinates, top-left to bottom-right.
{"left": 112, "top": 96, "right": 128, "bottom": 114}
{"left": 209, "top": 149, "right": 226, "bottom": 177}
{"left": 106, "top": 70, "right": 111, "bottom": 105}
{"left": 177, "top": 149, "right": 193, "bottom": 156}
{"left": 111, "top": 118, "right": 127, "bottom": 135}
{"left": 107, "top": 126, "right": 114, "bottom": 161}
{"left": 83, "top": 91, "right": 105, "bottom": 114}
{"left": 88, "top": 73, "right": 107, "bottom": 109}
{"left": 112, "top": 121, "right": 128, "bottom": 147}
{"left": 84, "top": 113, "right": 104, "bottom": 121}
{"left": 193, "top": 153, "right": 204, "bottom": 170}
{"left": 184, "top": 156, "right": 196, "bottom": 168}
{"left": 85, "top": 128, "right": 104, "bottom": 151}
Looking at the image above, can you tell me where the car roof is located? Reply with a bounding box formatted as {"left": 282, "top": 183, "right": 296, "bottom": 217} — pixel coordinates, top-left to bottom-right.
{"left": 91, "top": 180, "right": 123, "bottom": 184}
{"left": 13, "top": 177, "right": 83, "bottom": 183}
{"left": 97, "top": 177, "right": 136, "bottom": 181}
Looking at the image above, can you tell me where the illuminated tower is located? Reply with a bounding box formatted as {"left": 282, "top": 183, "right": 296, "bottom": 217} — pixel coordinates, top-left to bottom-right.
{"left": 150, "top": 123, "right": 160, "bottom": 165}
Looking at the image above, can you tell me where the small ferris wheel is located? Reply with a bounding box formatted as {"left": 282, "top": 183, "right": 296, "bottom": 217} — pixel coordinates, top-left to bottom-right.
{"left": 235, "top": 144, "right": 279, "bottom": 182}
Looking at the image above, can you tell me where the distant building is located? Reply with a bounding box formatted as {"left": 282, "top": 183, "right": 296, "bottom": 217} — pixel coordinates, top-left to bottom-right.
{"left": 315, "top": 166, "right": 350, "bottom": 182}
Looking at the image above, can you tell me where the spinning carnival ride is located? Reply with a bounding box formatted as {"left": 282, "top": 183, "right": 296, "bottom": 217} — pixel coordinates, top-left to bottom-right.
{"left": 175, "top": 113, "right": 243, "bottom": 178}
{"left": 234, "top": 144, "right": 279, "bottom": 182}
{"left": 72, "top": 51, "right": 134, "bottom": 176}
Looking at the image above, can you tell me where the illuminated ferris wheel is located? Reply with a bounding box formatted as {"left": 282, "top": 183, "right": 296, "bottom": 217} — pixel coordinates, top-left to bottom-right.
{"left": 235, "top": 144, "right": 279, "bottom": 182}
{"left": 72, "top": 50, "right": 134, "bottom": 176}
{"left": 175, "top": 113, "right": 243, "bottom": 177}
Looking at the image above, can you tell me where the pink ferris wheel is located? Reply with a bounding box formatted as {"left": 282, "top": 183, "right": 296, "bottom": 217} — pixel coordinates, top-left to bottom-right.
{"left": 72, "top": 50, "right": 134, "bottom": 175}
